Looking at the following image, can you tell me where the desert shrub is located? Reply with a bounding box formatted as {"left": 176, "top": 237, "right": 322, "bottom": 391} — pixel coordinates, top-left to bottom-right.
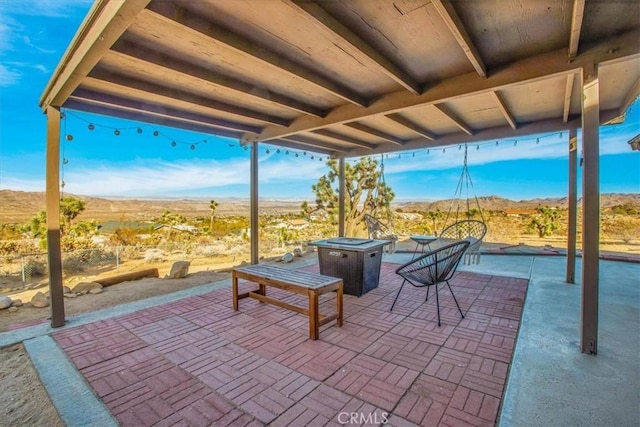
{"left": 25, "top": 258, "right": 47, "bottom": 277}
{"left": 62, "top": 248, "right": 116, "bottom": 274}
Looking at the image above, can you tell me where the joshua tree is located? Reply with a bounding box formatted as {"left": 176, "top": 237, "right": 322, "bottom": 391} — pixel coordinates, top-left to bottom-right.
{"left": 59, "top": 196, "right": 86, "bottom": 232}
{"left": 530, "top": 206, "right": 561, "bottom": 237}
{"left": 209, "top": 199, "right": 219, "bottom": 232}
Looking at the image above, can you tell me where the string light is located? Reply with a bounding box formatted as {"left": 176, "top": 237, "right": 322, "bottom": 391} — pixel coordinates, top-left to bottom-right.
{"left": 88, "top": 124, "right": 94, "bottom": 130}
{"left": 190, "top": 144, "right": 196, "bottom": 150}
{"left": 137, "top": 128, "right": 143, "bottom": 134}
{"left": 171, "top": 141, "right": 177, "bottom": 147}
{"left": 514, "top": 140, "right": 518, "bottom": 146}
{"left": 114, "top": 129, "right": 120, "bottom": 136}
{"left": 536, "top": 138, "right": 540, "bottom": 144}
{"left": 153, "top": 130, "right": 159, "bottom": 136}
{"left": 66, "top": 134, "right": 73, "bottom": 141}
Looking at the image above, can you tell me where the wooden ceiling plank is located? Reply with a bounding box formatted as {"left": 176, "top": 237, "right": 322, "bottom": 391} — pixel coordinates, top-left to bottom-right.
{"left": 569, "top": 0, "right": 586, "bottom": 59}
{"left": 344, "top": 123, "right": 406, "bottom": 146}
{"left": 146, "top": 2, "right": 369, "bottom": 107}
{"left": 41, "top": 0, "right": 151, "bottom": 109}
{"left": 111, "top": 43, "right": 327, "bottom": 118}
{"left": 64, "top": 98, "right": 242, "bottom": 140}
{"left": 386, "top": 113, "right": 438, "bottom": 141}
{"left": 287, "top": 0, "right": 420, "bottom": 95}
{"left": 433, "top": 104, "right": 474, "bottom": 135}
{"left": 432, "top": 0, "right": 486, "bottom": 78}
{"left": 86, "top": 73, "right": 291, "bottom": 127}
{"left": 490, "top": 91, "right": 517, "bottom": 129}
{"left": 563, "top": 73, "right": 576, "bottom": 123}
{"left": 244, "top": 30, "right": 639, "bottom": 143}
{"left": 312, "top": 129, "right": 376, "bottom": 150}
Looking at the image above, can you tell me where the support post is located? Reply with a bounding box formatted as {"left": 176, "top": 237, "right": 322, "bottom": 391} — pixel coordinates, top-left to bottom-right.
{"left": 580, "top": 64, "right": 600, "bottom": 354}
{"left": 566, "top": 128, "right": 578, "bottom": 284}
{"left": 250, "top": 141, "right": 259, "bottom": 264}
{"left": 45, "top": 106, "right": 65, "bottom": 327}
{"left": 338, "top": 158, "right": 345, "bottom": 237}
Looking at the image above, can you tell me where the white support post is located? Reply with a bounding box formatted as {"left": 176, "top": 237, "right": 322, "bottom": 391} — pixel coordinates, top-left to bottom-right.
{"left": 566, "top": 128, "right": 578, "bottom": 284}
{"left": 250, "top": 141, "right": 259, "bottom": 264}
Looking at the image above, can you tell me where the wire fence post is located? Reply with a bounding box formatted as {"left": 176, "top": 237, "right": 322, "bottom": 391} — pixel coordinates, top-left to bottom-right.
{"left": 116, "top": 246, "right": 120, "bottom": 269}
{"left": 21, "top": 255, "right": 26, "bottom": 283}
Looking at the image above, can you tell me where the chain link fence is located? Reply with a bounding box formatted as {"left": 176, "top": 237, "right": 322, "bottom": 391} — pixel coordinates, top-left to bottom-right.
{"left": 0, "top": 242, "right": 252, "bottom": 290}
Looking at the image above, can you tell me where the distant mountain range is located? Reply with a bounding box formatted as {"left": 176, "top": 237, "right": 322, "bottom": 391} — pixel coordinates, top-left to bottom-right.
{"left": 1, "top": 189, "right": 638, "bottom": 223}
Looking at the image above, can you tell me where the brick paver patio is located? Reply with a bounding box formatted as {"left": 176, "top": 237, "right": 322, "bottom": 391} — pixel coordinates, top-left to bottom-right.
{"left": 53, "top": 262, "right": 527, "bottom": 426}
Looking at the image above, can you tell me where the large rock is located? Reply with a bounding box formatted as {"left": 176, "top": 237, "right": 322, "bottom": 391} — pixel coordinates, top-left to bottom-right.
{"left": 31, "top": 292, "right": 49, "bottom": 308}
{"left": 0, "top": 296, "right": 11, "bottom": 310}
{"left": 168, "top": 261, "right": 190, "bottom": 279}
{"left": 281, "top": 253, "right": 294, "bottom": 263}
{"left": 293, "top": 248, "right": 303, "bottom": 257}
{"left": 73, "top": 282, "right": 103, "bottom": 293}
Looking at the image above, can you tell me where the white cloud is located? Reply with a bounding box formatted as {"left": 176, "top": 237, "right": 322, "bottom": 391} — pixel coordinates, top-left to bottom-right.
{"left": 0, "top": 0, "right": 93, "bottom": 18}
{"left": 0, "top": 64, "right": 22, "bottom": 86}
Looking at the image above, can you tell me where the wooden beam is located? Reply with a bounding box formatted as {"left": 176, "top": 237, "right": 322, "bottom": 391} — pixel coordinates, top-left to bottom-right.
{"left": 312, "top": 129, "right": 376, "bottom": 150}
{"left": 581, "top": 63, "right": 599, "bottom": 355}
{"left": 569, "top": 0, "right": 586, "bottom": 59}
{"left": 109, "top": 45, "right": 327, "bottom": 118}
{"left": 566, "top": 129, "right": 578, "bottom": 284}
{"left": 432, "top": 0, "right": 486, "bottom": 78}
{"left": 386, "top": 114, "right": 438, "bottom": 141}
{"left": 344, "top": 122, "right": 406, "bottom": 145}
{"left": 433, "top": 104, "right": 474, "bottom": 135}
{"left": 243, "top": 30, "right": 640, "bottom": 143}
{"left": 147, "top": 2, "right": 369, "bottom": 107}
{"left": 40, "top": 0, "right": 150, "bottom": 109}
{"left": 64, "top": 99, "right": 243, "bottom": 141}
{"left": 45, "top": 106, "right": 65, "bottom": 327}
{"left": 71, "top": 88, "right": 262, "bottom": 134}
{"left": 85, "top": 73, "right": 291, "bottom": 127}
{"left": 287, "top": 0, "right": 420, "bottom": 94}
{"left": 563, "top": 73, "right": 576, "bottom": 123}
{"left": 490, "top": 91, "right": 517, "bottom": 129}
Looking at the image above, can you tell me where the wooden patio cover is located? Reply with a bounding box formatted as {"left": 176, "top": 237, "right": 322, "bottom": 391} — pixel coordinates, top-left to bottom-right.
{"left": 39, "top": 0, "right": 640, "bottom": 353}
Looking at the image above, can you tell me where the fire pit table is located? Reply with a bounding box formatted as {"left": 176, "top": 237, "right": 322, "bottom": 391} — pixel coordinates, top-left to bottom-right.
{"left": 309, "top": 238, "right": 388, "bottom": 297}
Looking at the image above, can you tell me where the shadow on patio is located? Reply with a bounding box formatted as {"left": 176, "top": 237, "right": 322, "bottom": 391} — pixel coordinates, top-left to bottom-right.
{"left": 51, "top": 260, "right": 527, "bottom": 426}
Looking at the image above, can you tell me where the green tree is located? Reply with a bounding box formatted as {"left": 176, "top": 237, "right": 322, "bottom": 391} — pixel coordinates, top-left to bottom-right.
{"left": 209, "top": 199, "right": 219, "bottom": 232}
{"left": 60, "top": 196, "right": 86, "bottom": 231}
{"left": 424, "top": 209, "right": 445, "bottom": 234}
{"left": 529, "top": 206, "right": 560, "bottom": 238}
{"left": 307, "top": 157, "right": 394, "bottom": 236}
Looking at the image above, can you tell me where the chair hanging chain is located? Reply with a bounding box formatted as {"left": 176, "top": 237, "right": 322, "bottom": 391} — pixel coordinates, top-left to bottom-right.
{"left": 442, "top": 145, "right": 485, "bottom": 231}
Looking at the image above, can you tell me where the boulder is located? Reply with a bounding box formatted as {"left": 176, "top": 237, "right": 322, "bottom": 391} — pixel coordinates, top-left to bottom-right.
{"left": 63, "top": 285, "right": 72, "bottom": 294}
{"left": 11, "top": 299, "right": 23, "bottom": 307}
{"left": 168, "top": 261, "right": 190, "bottom": 279}
{"left": 73, "top": 282, "right": 103, "bottom": 293}
{"left": 282, "top": 253, "right": 294, "bottom": 263}
{"left": 293, "top": 248, "right": 303, "bottom": 257}
{"left": 89, "top": 287, "right": 103, "bottom": 294}
{"left": 63, "top": 293, "right": 78, "bottom": 298}
{"left": 31, "top": 292, "right": 49, "bottom": 308}
{"left": 8, "top": 307, "right": 18, "bottom": 313}
{"left": 0, "top": 296, "right": 11, "bottom": 310}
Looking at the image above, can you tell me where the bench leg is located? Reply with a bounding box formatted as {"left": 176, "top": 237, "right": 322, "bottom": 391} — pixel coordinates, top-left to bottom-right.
{"left": 232, "top": 273, "right": 238, "bottom": 311}
{"left": 337, "top": 282, "right": 343, "bottom": 327}
{"left": 258, "top": 283, "right": 266, "bottom": 301}
{"left": 309, "top": 291, "right": 319, "bottom": 340}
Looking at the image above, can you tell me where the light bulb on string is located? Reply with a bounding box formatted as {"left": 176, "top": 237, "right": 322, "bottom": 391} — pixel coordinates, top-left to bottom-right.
{"left": 63, "top": 158, "right": 69, "bottom": 164}
{"left": 442, "top": 148, "right": 446, "bottom": 153}
{"left": 311, "top": 155, "right": 314, "bottom": 160}
{"left": 171, "top": 141, "right": 177, "bottom": 147}
{"left": 476, "top": 145, "right": 480, "bottom": 150}
{"left": 66, "top": 134, "right": 73, "bottom": 141}
{"left": 266, "top": 149, "right": 270, "bottom": 154}
{"left": 514, "top": 140, "right": 518, "bottom": 146}
{"left": 153, "top": 130, "right": 159, "bottom": 137}
{"left": 88, "top": 124, "right": 95, "bottom": 131}
{"left": 114, "top": 129, "right": 120, "bottom": 136}
{"left": 303, "top": 151, "right": 307, "bottom": 156}
{"left": 495, "top": 141, "right": 499, "bottom": 146}
{"left": 536, "top": 138, "right": 540, "bottom": 144}
{"left": 190, "top": 144, "right": 196, "bottom": 150}
{"left": 412, "top": 152, "right": 415, "bottom": 157}
{"left": 276, "top": 149, "right": 281, "bottom": 154}
{"left": 243, "top": 146, "right": 248, "bottom": 151}
{"left": 458, "top": 145, "right": 462, "bottom": 150}
{"left": 137, "top": 128, "right": 143, "bottom": 134}
{"left": 295, "top": 153, "right": 299, "bottom": 157}
{"left": 285, "top": 150, "right": 289, "bottom": 155}
{"left": 427, "top": 149, "right": 430, "bottom": 155}
{"left": 559, "top": 132, "right": 563, "bottom": 139}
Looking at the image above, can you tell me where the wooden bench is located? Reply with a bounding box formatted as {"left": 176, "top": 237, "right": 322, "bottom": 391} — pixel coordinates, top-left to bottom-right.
{"left": 232, "top": 264, "right": 343, "bottom": 340}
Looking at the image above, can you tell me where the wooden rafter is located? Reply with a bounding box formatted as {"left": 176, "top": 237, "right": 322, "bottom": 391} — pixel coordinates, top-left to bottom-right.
{"left": 386, "top": 113, "right": 437, "bottom": 141}
{"left": 70, "top": 88, "right": 262, "bottom": 134}
{"left": 433, "top": 104, "right": 473, "bottom": 135}
{"left": 146, "top": 2, "right": 369, "bottom": 107}
{"left": 85, "top": 73, "right": 291, "bottom": 127}
{"left": 432, "top": 0, "right": 486, "bottom": 78}
{"left": 64, "top": 98, "right": 244, "bottom": 140}
{"left": 569, "top": 0, "right": 586, "bottom": 59}
{"left": 490, "top": 91, "right": 517, "bottom": 129}
{"left": 287, "top": 0, "right": 420, "bottom": 95}
{"left": 312, "top": 129, "right": 376, "bottom": 150}
{"left": 620, "top": 76, "right": 640, "bottom": 114}
{"left": 344, "top": 122, "right": 406, "bottom": 145}
{"left": 110, "top": 44, "right": 327, "bottom": 118}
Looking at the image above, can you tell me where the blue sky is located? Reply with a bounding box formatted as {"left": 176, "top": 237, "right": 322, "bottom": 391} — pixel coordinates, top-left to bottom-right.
{"left": 1, "top": 1, "right": 639, "bottom": 202}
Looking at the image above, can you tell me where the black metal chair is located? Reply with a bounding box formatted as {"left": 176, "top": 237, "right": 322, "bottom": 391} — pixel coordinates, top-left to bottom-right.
{"left": 390, "top": 240, "right": 470, "bottom": 326}
{"left": 364, "top": 213, "right": 398, "bottom": 254}
{"left": 438, "top": 220, "right": 487, "bottom": 264}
